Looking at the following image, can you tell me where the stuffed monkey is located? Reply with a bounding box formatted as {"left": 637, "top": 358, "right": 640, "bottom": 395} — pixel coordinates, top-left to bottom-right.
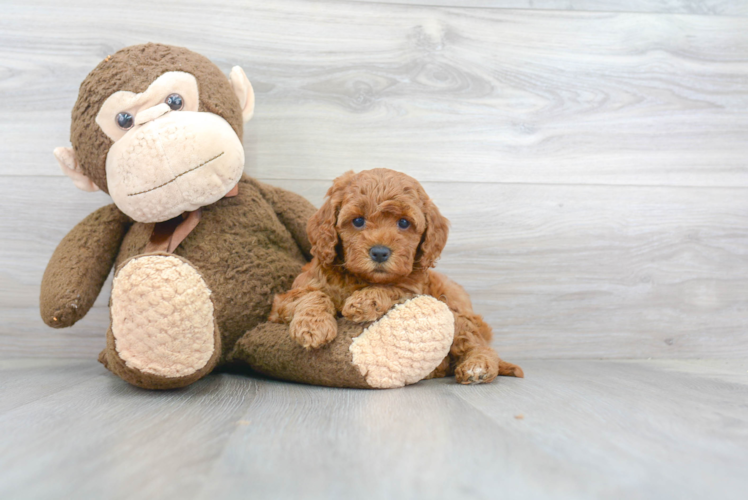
{"left": 40, "top": 43, "right": 454, "bottom": 390}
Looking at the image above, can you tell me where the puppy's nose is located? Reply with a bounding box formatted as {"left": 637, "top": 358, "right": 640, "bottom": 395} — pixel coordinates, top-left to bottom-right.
{"left": 369, "top": 245, "right": 391, "bottom": 263}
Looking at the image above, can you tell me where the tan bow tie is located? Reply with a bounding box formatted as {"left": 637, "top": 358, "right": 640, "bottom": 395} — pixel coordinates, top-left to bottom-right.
{"left": 144, "top": 183, "right": 239, "bottom": 254}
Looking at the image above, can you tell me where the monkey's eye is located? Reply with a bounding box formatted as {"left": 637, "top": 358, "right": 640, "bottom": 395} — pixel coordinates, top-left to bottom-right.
{"left": 398, "top": 218, "right": 411, "bottom": 229}
{"left": 352, "top": 217, "right": 365, "bottom": 229}
{"left": 165, "top": 93, "right": 184, "bottom": 111}
{"left": 116, "top": 112, "right": 134, "bottom": 130}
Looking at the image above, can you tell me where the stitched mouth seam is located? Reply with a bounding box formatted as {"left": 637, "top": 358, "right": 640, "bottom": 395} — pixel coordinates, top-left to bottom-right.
{"left": 127, "top": 151, "right": 225, "bottom": 197}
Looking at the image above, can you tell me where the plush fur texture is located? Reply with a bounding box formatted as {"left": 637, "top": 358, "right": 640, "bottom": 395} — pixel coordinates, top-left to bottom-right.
{"left": 40, "top": 204, "right": 132, "bottom": 328}
{"left": 231, "top": 318, "right": 373, "bottom": 388}
{"left": 110, "top": 254, "right": 218, "bottom": 378}
{"left": 44, "top": 174, "right": 317, "bottom": 386}
{"left": 114, "top": 175, "right": 312, "bottom": 360}
{"left": 71, "top": 43, "right": 243, "bottom": 193}
{"left": 271, "top": 169, "right": 524, "bottom": 384}
{"left": 232, "top": 295, "right": 454, "bottom": 389}
{"left": 349, "top": 296, "right": 454, "bottom": 388}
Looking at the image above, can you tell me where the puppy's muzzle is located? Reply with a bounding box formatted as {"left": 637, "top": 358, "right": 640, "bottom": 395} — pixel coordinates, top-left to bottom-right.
{"left": 369, "top": 245, "right": 391, "bottom": 263}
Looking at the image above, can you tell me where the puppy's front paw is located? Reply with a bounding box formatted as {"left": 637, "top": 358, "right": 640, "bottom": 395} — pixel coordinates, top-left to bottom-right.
{"left": 342, "top": 293, "right": 388, "bottom": 323}
{"left": 268, "top": 308, "right": 281, "bottom": 323}
{"left": 455, "top": 354, "right": 499, "bottom": 385}
{"left": 290, "top": 312, "right": 337, "bottom": 349}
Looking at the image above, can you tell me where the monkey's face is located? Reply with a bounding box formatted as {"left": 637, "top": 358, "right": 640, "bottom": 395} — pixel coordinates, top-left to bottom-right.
{"left": 95, "top": 71, "right": 244, "bottom": 222}
{"left": 55, "top": 44, "right": 255, "bottom": 224}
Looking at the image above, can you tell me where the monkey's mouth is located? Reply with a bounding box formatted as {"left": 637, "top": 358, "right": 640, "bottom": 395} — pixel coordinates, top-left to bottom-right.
{"left": 127, "top": 151, "right": 225, "bottom": 197}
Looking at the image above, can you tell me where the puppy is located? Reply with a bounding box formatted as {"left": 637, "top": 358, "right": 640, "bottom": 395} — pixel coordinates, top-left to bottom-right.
{"left": 269, "top": 169, "right": 523, "bottom": 384}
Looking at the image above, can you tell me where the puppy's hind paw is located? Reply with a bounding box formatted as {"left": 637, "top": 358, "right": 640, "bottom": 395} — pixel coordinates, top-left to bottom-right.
{"left": 290, "top": 313, "right": 337, "bottom": 349}
{"left": 455, "top": 355, "right": 499, "bottom": 385}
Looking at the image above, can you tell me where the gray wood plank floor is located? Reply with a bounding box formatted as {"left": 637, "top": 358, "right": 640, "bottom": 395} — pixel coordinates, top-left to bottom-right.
{"left": 1, "top": 358, "right": 746, "bottom": 500}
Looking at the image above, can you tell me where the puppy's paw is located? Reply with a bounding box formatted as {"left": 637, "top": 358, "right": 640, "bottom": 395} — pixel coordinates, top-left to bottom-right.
{"left": 289, "top": 313, "right": 337, "bottom": 349}
{"left": 268, "top": 308, "right": 281, "bottom": 323}
{"left": 424, "top": 357, "right": 451, "bottom": 380}
{"left": 455, "top": 354, "right": 499, "bottom": 385}
{"left": 342, "top": 293, "right": 388, "bottom": 323}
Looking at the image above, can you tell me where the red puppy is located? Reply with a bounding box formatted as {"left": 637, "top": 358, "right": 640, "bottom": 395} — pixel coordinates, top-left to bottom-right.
{"left": 270, "top": 169, "right": 523, "bottom": 384}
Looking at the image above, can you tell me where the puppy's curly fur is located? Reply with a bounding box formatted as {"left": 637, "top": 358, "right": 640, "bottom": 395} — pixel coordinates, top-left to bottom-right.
{"left": 270, "top": 169, "right": 523, "bottom": 384}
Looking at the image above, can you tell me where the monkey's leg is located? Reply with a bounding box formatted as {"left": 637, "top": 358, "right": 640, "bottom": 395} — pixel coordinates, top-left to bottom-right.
{"left": 98, "top": 254, "right": 221, "bottom": 390}
{"left": 230, "top": 295, "right": 454, "bottom": 389}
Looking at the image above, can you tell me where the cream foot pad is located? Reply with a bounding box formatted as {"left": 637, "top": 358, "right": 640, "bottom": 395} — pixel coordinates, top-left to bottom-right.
{"left": 349, "top": 296, "right": 454, "bottom": 389}
{"left": 111, "top": 255, "right": 216, "bottom": 378}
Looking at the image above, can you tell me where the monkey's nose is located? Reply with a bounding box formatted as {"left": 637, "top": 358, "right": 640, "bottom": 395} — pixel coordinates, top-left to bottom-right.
{"left": 134, "top": 102, "right": 171, "bottom": 126}
{"left": 369, "top": 245, "right": 391, "bottom": 263}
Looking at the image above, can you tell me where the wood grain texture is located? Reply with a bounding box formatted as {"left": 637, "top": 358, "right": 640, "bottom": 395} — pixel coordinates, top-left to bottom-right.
{"left": 0, "top": 359, "right": 102, "bottom": 413}
{"left": 0, "top": 361, "right": 261, "bottom": 500}
{"left": 4, "top": 177, "right": 747, "bottom": 359}
{"left": 1, "top": 0, "right": 748, "bottom": 187}
{"left": 347, "top": 0, "right": 748, "bottom": 16}
{"left": 1, "top": 0, "right": 747, "bottom": 361}
{"left": 1, "top": 359, "right": 747, "bottom": 499}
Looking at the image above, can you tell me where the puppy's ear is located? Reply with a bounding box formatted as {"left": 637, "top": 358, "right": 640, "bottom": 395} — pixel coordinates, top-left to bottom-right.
{"left": 308, "top": 171, "right": 355, "bottom": 266}
{"left": 416, "top": 197, "right": 450, "bottom": 269}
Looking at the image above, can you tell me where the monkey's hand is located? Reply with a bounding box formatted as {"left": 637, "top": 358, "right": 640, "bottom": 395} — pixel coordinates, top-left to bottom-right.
{"left": 40, "top": 204, "right": 131, "bottom": 328}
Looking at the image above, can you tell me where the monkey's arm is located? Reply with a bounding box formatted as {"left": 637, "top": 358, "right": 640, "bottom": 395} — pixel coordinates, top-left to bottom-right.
{"left": 254, "top": 180, "right": 316, "bottom": 260}
{"left": 40, "top": 204, "right": 132, "bottom": 328}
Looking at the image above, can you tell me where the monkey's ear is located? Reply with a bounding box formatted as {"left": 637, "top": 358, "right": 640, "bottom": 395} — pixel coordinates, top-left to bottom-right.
{"left": 53, "top": 147, "right": 100, "bottom": 192}
{"left": 229, "top": 66, "right": 255, "bottom": 123}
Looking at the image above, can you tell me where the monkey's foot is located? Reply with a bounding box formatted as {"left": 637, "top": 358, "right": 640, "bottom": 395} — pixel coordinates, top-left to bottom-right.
{"left": 100, "top": 254, "right": 221, "bottom": 389}
{"left": 231, "top": 295, "right": 454, "bottom": 389}
{"left": 349, "top": 295, "right": 454, "bottom": 388}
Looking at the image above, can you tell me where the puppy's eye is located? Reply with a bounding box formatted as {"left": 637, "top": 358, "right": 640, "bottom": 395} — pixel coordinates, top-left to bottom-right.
{"left": 398, "top": 218, "right": 411, "bottom": 229}
{"left": 165, "top": 93, "right": 184, "bottom": 111}
{"left": 352, "top": 217, "right": 365, "bottom": 228}
{"left": 116, "top": 112, "right": 134, "bottom": 130}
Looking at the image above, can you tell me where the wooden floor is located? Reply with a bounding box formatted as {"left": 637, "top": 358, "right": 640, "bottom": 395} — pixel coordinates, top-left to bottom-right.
{"left": 1, "top": 358, "right": 746, "bottom": 500}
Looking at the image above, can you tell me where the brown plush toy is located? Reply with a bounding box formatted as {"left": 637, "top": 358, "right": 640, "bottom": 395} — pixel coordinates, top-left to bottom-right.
{"left": 40, "top": 43, "right": 455, "bottom": 390}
